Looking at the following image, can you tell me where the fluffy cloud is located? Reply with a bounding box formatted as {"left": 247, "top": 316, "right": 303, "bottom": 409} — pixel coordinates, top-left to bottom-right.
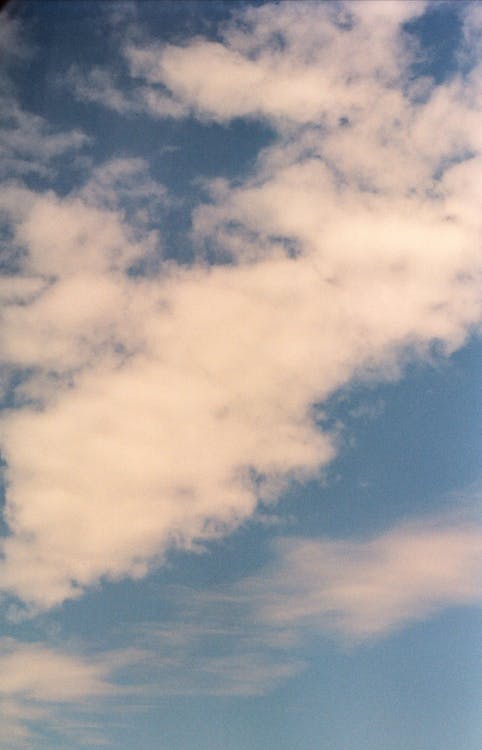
{"left": 0, "top": 2, "right": 481, "bottom": 609}
{"left": 125, "top": 1, "right": 428, "bottom": 124}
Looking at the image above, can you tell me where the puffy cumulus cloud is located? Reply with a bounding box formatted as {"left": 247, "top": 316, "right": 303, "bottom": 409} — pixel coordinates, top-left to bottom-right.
{"left": 0, "top": 166, "right": 479, "bottom": 608}
{"left": 0, "top": 637, "right": 127, "bottom": 748}
{"left": 0, "top": 2, "right": 482, "bottom": 609}
{"left": 124, "top": 0, "right": 428, "bottom": 124}
{"left": 72, "top": 1, "right": 430, "bottom": 123}
{"left": 124, "top": 1, "right": 481, "bottom": 206}
{"left": 0, "top": 203, "right": 338, "bottom": 606}
{"left": 233, "top": 518, "right": 482, "bottom": 640}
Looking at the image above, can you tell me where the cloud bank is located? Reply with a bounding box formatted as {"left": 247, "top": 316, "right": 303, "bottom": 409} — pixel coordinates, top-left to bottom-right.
{"left": 0, "top": 1, "right": 481, "bottom": 610}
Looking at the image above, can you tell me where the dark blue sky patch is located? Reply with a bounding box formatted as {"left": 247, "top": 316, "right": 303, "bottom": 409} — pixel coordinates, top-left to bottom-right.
{"left": 404, "top": 2, "right": 467, "bottom": 84}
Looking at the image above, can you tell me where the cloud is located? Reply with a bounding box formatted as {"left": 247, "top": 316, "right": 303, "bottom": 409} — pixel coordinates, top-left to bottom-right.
{"left": 121, "top": 619, "right": 304, "bottom": 697}
{"left": 0, "top": 13, "right": 32, "bottom": 64}
{"left": 66, "top": 512, "right": 481, "bottom": 704}
{"left": 77, "top": 157, "right": 169, "bottom": 229}
{"left": 236, "top": 518, "right": 482, "bottom": 640}
{"left": 0, "top": 100, "right": 89, "bottom": 180}
{"left": 71, "top": 1, "right": 427, "bottom": 123}
{"left": 1, "top": 513, "right": 480, "bottom": 747}
{"left": 0, "top": 637, "right": 129, "bottom": 748}
{"left": 66, "top": 64, "right": 188, "bottom": 119}
{"left": 123, "top": 0, "right": 428, "bottom": 125}
{"left": 461, "top": 1, "right": 482, "bottom": 63}
{"left": 0, "top": 639, "right": 113, "bottom": 702}
{"left": 0, "top": 624, "right": 299, "bottom": 745}
{"left": 0, "top": 17, "right": 88, "bottom": 180}
{"left": 0, "top": 2, "right": 481, "bottom": 610}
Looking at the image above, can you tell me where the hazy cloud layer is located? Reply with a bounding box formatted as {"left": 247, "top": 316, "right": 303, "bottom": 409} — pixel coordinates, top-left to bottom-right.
{"left": 1, "top": 2, "right": 481, "bottom": 610}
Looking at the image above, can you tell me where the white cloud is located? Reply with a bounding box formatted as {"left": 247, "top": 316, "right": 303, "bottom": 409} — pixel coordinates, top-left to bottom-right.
{"left": 237, "top": 519, "right": 482, "bottom": 640}
{"left": 0, "top": 15, "right": 87, "bottom": 180}
{"left": 124, "top": 0, "right": 428, "bottom": 125}
{"left": 78, "top": 157, "right": 169, "bottom": 228}
{"left": 0, "top": 622, "right": 301, "bottom": 747}
{"left": 0, "top": 638, "right": 127, "bottom": 749}
{"left": 461, "top": 1, "right": 482, "bottom": 62}
{"left": 0, "top": 100, "right": 89, "bottom": 179}
{"left": 66, "top": 65, "right": 188, "bottom": 119}
{"left": 0, "top": 2, "right": 481, "bottom": 609}
{"left": 71, "top": 1, "right": 429, "bottom": 124}
{"left": 98, "top": 513, "right": 482, "bottom": 699}
{"left": 1, "top": 515, "right": 480, "bottom": 747}
{"left": 0, "top": 639, "right": 112, "bottom": 702}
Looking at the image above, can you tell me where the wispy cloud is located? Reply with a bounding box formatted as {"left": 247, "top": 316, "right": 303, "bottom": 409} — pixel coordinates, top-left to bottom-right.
{"left": 1, "top": 511, "right": 480, "bottom": 746}
{"left": 123, "top": 619, "right": 304, "bottom": 697}
{"left": 236, "top": 518, "right": 482, "bottom": 640}
{"left": 0, "top": 14, "right": 88, "bottom": 180}
{"left": 0, "top": 100, "right": 89, "bottom": 180}
{"left": 66, "top": 64, "right": 188, "bottom": 120}
{"left": 0, "top": 12, "right": 32, "bottom": 63}
{"left": 147, "top": 514, "right": 482, "bottom": 652}
{"left": 0, "top": 637, "right": 138, "bottom": 749}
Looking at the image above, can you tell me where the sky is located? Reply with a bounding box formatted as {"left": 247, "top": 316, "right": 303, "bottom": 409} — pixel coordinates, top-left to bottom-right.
{"left": 0, "top": 0, "right": 481, "bottom": 747}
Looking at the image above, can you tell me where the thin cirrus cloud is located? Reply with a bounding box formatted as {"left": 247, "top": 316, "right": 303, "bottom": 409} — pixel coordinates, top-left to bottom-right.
{"left": 237, "top": 519, "right": 482, "bottom": 640}
{"left": 123, "top": 620, "right": 305, "bottom": 698}
{"left": 0, "top": 0, "right": 481, "bottom": 616}
{"left": 0, "top": 515, "right": 481, "bottom": 745}
{"left": 142, "top": 515, "right": 482, "bottom": 660}
{"left": 0, "top": 637, "right": 136, "bottom": 749}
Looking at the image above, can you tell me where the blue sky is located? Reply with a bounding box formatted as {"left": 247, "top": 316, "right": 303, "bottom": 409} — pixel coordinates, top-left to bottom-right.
{"left": 0, "top": 1, "right": 481, "bottom": 748}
